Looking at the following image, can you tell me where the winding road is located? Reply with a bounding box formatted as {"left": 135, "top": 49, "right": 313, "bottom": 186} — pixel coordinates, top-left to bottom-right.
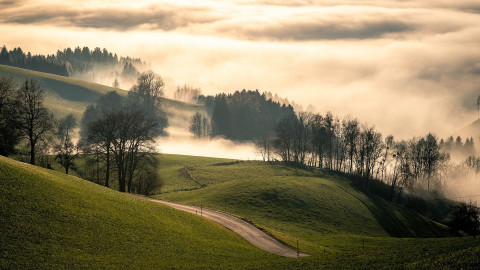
{"left": 144, "top": 197, "right": 309, "bottom": 258}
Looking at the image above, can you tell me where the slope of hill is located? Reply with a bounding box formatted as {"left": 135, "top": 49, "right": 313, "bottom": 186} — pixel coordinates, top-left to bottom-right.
{"left": 156, "top": 161, "right": 452, "bottom": 239}
{"left": 152, "top": 158, "right": 480, "bottom": 268}
{"left": 0, "top": 64, "right": 205, "bottom": 122}
{"left": 3, "top": 153, "right": 480, "bottom": 269}
{"left": 0, "top": 156, "right": 288, "bottom": 269}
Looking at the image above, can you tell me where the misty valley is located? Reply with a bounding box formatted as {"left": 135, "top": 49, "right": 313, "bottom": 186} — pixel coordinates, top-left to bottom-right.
{"left": 1, "top": 1, "right": 480, "bottom": 268}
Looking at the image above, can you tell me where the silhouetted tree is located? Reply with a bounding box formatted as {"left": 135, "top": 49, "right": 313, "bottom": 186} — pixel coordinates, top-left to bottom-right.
{"left": 342, "top": 116, "right": 360, "bottom": 174}
{"left": 15, "top": 79, "right": 54, "bottom": 165}
{"left": 128, "top": 70, "right": 167, "bottom": 134}
{"left": 112, "top": 78, "right": 120, "bottom": 88}
{"left": 55, "top": 114, "right": 78, "bottom": 174}
{"left": 190, "top": 112, "right": 202, "bottom": 138}
{"left": 450, "top": 201, "right": 480, "bottom": 236}
{"left": 174, "top": 84, "right": 201, "bottom": 103}
{"left": 257, "top": 132, "right": 273, "bottom": 162}
{"left": 81, "top": 91, "right": 123, "bottom": 187}
{"left": 274, "top": 114, "right": 297, "bottom": 162}
{"left": 0, "top": 77, "right": 21, "bottom": 156}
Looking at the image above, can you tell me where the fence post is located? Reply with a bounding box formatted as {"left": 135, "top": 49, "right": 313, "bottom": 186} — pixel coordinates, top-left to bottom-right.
{"left": 297, "top": 239, "right": 299, "bottom": 258}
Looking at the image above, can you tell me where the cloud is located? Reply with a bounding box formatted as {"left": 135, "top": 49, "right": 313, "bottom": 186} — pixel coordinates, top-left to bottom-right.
{"left": 212, "top": 11, "right": 412, "bottom": 41}
{"left": 1, "top": 0, "right": 480, "bottom": 140}
{"left": 0, "top": 3, "right": 221, "bottom": 31}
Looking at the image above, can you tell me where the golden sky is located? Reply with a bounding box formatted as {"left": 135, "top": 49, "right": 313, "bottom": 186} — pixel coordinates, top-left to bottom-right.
{"left": 1, "top": 0, "right": 480, "bottom": 138}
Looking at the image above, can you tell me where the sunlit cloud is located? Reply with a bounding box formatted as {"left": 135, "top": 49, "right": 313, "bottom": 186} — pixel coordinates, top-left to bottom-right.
{"left": 1, "top": 0, "right": 480, "bottom": 140}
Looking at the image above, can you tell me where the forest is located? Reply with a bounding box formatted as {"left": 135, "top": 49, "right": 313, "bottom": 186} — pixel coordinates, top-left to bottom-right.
{"left": 0, "top": 45, "right": 147, "bottom": 85}
{"left": 195, "top": 90, "right": 295, "bottom": 141}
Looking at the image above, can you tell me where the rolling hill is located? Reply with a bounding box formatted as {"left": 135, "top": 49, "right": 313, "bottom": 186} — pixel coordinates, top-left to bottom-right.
{"left": 2, "top": 153, "right": 480, "bottom": 269}
{"left": 156, "top": 161, "right": 453, "bottom": 239}
{"left": 0, "top": 155, "right": 291, "bottom": 269}
{"left": 153, "top": 157, "right": 480, "bottom": 268}
{"left": 0, "top": 64, "right": 205, "bottom": 123}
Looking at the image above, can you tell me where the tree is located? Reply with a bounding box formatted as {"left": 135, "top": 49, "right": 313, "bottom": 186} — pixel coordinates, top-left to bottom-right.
{"left": 274, "top": 114, "right": 296, "bottom": 162}
{"left": 55, "top": 114, "right": 78, "bottom": 174}
{"left": 342, "top": 116, "right": 360, "bottom": 174}
{"left": 15, "top": 79, "right": 54, "bottom": 165}
{"left": 112, "top": 78, "right": 120, "bottom": 88}
{"left": 257, "top": 132, "right": 273, "bottom": 162}
{"left": 130, "top": 154, "right": 163, "bottom": 195}
{"left": 450, "top": 201, "right": 480, "bottom": 236}
{"left": 0, "top": 77, "right": 21, "bottom": 156}
{"left": 108, "top": 105, "right": 159, "bottom": 192}
{"left": 423, "top": 133, "right": 446, "bottom": 191}
{"left": 128, "top": 70, "right": 167, "bottom": 134}
{"left": 174, "top": 84, "right": 201, "bottom": 103}
{"left": 85, "top": 110, "right": 118, "bottom": 188}
{"left": 190, "top": 112, "right": 202, "bottom": 138}
{"left": 81, "top": 91, "right": 124, "bottom": 187}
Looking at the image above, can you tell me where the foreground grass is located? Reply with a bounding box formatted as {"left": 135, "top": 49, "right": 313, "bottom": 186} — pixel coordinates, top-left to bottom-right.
{"left": 5, "top": 153, "right": 480, "bottom": 269}
{"left": 0, "top": 156, "right": 292, "bottom": 269}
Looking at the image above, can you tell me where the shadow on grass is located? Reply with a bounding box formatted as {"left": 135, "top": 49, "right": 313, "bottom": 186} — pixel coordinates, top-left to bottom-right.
{"left": 336, "top": 182, "right": 454, "bottom": 238}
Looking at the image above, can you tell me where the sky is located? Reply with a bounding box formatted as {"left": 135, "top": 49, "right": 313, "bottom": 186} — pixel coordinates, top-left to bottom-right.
{"left": 1, "top": 0, "right": 480, "bottom": 138}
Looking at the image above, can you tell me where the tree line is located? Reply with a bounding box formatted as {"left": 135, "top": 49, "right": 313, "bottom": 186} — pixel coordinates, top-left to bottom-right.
{"left": 0, "top": 45, "right": 147, "bottom": 83}
{"left": 195, "top": 90, "right": 295, "bottom": 141}
{"left": 257, "top": 112, "right": 460, "bottom": 198}
{"left": 0, "top": 70, "right": 167, "bottom": 195}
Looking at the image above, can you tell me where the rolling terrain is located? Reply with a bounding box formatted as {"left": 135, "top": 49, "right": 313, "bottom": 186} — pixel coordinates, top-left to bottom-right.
{"left": 0, "top": 156, "right": 292, "bottom": 269}
{"left": 153, "top": 156, "right": 480, "bottom": 268}
{"left": 2, "top": 152, "right": 480, "bottom": 269}
{"left": 2, "top": 64, "right": 480, "bottom": 268}
{"left": 0, "top": 64, "right": 205, "bottom": 123}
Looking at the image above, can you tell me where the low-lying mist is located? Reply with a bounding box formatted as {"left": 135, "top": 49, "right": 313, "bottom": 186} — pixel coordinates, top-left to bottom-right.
{"left": 155, "top": 112, "right": 259, "bottom": 160}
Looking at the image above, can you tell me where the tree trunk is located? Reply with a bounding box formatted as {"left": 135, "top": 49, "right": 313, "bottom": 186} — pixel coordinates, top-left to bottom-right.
{"left": 30, "top": 141, "right": 35, "bottom": 165}
{"left": 105, "top": 146, "right": 110, "bottom": 188}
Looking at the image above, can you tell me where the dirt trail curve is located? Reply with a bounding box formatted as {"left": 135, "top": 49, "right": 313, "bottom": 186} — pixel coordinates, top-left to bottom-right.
{"left": 144, "top": 198, "right": 309, "bottom": 258}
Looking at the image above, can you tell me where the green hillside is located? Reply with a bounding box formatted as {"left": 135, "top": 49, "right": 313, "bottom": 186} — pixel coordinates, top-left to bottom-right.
{"left": 156, "top": 161, "right": 452, "bottom": 239}
{"left": 0, "top": 64, "right": 205, "bottom": 121}
{"left": 152, "top": 157, "right": 480, "bottom": 268}
{"left": 2, "top": 154, "right": 480, "bottom": 269}
{"left": 0, "top": 156, "right": 286, "bottom": 269}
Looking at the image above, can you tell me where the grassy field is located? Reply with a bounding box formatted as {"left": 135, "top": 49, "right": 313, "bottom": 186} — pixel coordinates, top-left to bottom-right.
{"left": 0, "top": 64, "right": 205, "bottom": 121}
{"left": 153, "top": 156, "right": 480, "bottom": 268}
{"left": 0, "top": 156, "right": 292, "bottom": 269}
{"left": 3, "top": 152, "right": 480, "bottom": 269}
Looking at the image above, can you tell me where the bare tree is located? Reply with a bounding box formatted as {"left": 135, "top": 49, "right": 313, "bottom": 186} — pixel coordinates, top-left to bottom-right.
{"left": 86, "top": 111, "right": 118, "bottom": 188}
{"left": 174, "top": 84, "right": 201, "bottom": 103}
{"left": 342, "top": 116, "right": 360, "bottom": 174}
{"left": 104, "top": 105, "right": 159, "bottom": 193}
{"left": 55, "top": 114, "right": 78, "bottom": 174}
{"left": 0, "top": 77, "right": 21, "bottom": 156}
{"left": 128, "top": 70, "right": 167, "bottom": 134}
{"left": 15, "top": 79, "right": 54, "bottom": 165}
{"left": 274, "top": 114, "right": 296, "bottom": 162}
{"left": 190, "top": 112, "right": 202, "bottom": 138}
{"left": 257, "top": 132, "right": 273, "bottom": 162}
{"left": 112, "top": 78, "right": 119, "bottom": 88}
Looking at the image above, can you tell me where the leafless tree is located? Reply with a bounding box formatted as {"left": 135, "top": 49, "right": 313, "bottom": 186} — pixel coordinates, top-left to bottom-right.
{"left": 15, "top": 79, "right": 54, "bottom": 165}
{"left": 55, "top": 114, "right": 78, "bottom": 174}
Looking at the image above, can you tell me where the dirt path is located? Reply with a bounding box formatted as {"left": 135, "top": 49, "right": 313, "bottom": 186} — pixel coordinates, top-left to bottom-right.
{"left": 144, "top": 198, "right": 309, "bottom": 258}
